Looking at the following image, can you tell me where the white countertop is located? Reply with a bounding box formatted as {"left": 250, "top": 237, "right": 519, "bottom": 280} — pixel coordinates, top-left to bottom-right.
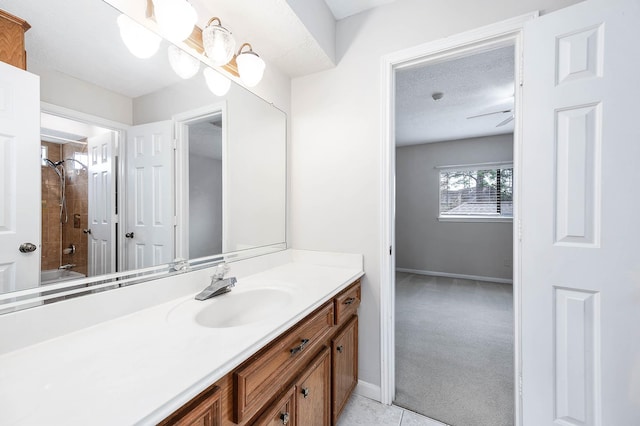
{"left": 0, "top": 253, "right": 363, "bottom": 425}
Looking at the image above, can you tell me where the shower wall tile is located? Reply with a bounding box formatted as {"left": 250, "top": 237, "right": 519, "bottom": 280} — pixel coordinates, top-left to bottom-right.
{"left": 62, "top": 142, "right": 88, "bottom": 277}
{"left": 41, "top": 142, "right": 62, "bottom": 272}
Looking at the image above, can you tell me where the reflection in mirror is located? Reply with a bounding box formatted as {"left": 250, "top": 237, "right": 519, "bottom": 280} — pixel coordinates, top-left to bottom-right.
{"left": 187, "top": 114, "right": 223, "bottom": 259}
{"left": 40, "top": 113, "right": 118, "bottom": 283}
{"left": 0, "top": 0, "right": 286, "bottom": 312}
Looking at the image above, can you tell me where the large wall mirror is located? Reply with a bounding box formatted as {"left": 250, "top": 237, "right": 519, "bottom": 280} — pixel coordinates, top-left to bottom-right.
{"left": 0, "top": 0, "right": 286, "bottom": 312}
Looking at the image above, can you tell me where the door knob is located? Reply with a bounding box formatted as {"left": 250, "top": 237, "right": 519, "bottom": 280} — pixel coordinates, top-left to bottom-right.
{"left": 125, "top": 232, "right": 135, "bottom": 239}
{"left": 18, "top": 243, "right": 37, "bottom": 253}
{"left": 83, "top": 228, "right": 92, "bottom": 234}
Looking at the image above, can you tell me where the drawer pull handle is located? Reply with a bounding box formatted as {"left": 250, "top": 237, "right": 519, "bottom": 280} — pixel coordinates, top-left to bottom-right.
{"left": 337, "top": 345, "right": 344, "bottom": 353}
{"left": 301, "top": 387, "right": 310, "bottom": 398}
{"left": 290, "top": 338, "right": 310, "bottom": 356}
{"left": 280, "top": 412, "right": 290, "bottom": 425}
{"left": 344, "top": 297, "right": 356, "bottom": 305}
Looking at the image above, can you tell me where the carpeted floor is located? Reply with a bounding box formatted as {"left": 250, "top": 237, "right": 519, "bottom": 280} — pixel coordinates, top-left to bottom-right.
{"left": 394, "top": 272, "right": 514, "bottom": 426}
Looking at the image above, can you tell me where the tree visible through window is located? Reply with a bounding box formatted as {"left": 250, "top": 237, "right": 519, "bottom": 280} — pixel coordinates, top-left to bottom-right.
{"left": 439, "top": 165, "right": 513, "bottom": 218}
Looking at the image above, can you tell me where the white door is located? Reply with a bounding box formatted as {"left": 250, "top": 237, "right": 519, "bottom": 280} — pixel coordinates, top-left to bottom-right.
{"left": 87, "top": 132, "right": 116, "bottom": 276}
{"left": 0, "top": 62, "right": 40, "bottom": 293}
{"left": 521, "top": 0, "right": 640, "bottom": 424}
{"left": 124, "top": 121, "right": 174, "bottom": 270}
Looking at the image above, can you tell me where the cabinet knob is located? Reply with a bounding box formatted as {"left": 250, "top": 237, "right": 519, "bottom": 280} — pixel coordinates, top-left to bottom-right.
{"left": 337, "top": 345, "right": 344, "bottom": 353}
{"left": 344, "top": 297, "right": 356, "bottom": 305}
{"left": 280, "top": 412, "right": 290, "bottom": 425}
{"left": 301, "top": 387, "right": 310, "bottom": 398}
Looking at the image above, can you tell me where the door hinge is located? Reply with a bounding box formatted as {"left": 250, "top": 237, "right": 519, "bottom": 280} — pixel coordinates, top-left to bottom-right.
{"left": 389, "top": 245, "right": 392, "bottom": 256}
{"left": 518, "top": 219, "right": 522, "bottom": 242}
{"left": 172, "top": 138, "right": 177, "bottom": 150}
{"left": 519, "top": 375, "right": 523, "bottom": 396}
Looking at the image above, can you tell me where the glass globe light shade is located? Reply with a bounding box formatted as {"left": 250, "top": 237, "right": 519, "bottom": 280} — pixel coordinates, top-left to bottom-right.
{"left": 204, "top": 67, "right": 231, "bottom": 96}
{"left": 152, "top": 0, "right": 197, "bottom": 42}
{"left": 117, "top": 14, "right": 161, "bottom": 59}
{"left": 236, "top": 51, "right": 266, "bottom": 87}
{"left": 202, "top": 19, "right": 236, "bottom": 66}
{"left": 168, "top": 45, "right": 200, "bottom": 79}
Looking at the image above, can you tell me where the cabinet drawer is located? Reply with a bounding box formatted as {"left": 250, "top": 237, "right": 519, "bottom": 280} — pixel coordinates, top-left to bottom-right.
{"left": 159, "top": 385, "right": 221, "bottom": 426}
{"left": 234, "top": 301, "right": 334, "bottom": 422}
{"left": 334, "top": 280, "right": 361, "bottom": 326}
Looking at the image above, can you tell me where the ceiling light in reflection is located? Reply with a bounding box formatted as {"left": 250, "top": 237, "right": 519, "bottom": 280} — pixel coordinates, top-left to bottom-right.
{"left": 117, "top": 14, "right": 161, "bottom": 59}
{"left": 152, "top": 0, "right": 197, "bottom": 42}
{"left": 168, "top": 45, "right": 200, "bottom": 79}
{"left": 204, "top": 67, "right": 231, "bottom": 96}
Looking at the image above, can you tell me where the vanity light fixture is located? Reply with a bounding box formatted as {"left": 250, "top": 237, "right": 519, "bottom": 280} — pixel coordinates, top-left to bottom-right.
{"left": 168, "top": 45, "right": 200, "bottom": 79}
{"left": 152, "top": 0, "right": 197, "bottom": 42}
{"left": 235, "top": 43, "right": 266, "bottom": 87}
{"left": 117, "top": 14, "right": 162, "bottom": 59}
{"left": 204, "top": 67, "right": 231, "bottom": 96}
{"left": 202, "top": 17, "right": 236, "bottom": 66}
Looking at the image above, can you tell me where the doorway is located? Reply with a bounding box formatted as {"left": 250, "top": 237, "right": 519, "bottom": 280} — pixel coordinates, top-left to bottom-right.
{"left": 379, "top": 14, "right": 534, "bottom": 426}
{"left": 40, "top": 111, "right": 119, "bottom": 283}
{"left": 393, "top": 46, "right": 515, "bottom": 425}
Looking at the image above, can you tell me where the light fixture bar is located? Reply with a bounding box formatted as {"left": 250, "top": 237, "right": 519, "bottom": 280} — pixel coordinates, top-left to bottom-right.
{"left": 145, "top": 0, "right": 240, "bottom": 77}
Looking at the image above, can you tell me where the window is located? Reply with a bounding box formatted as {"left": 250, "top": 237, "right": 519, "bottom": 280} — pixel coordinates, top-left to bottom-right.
{"left": 439, "top": 163, "right": 513, "bottom": 220}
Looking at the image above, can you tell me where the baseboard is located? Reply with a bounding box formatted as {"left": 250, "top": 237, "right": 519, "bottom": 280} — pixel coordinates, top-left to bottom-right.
{"left": 396, "top": 268, "right": 513, "bottom": 284}
{"left": 354, "top": 380, "right": 381, "bottom": 402}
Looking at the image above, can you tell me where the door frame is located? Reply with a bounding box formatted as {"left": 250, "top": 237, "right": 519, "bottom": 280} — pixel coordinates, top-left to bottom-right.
{"left": 379, "top": 12, "right": 537, "bottom": 425}
{"left": 40, "top": 102, "right": 128, "bottom": 273}
{"left": 173, "top": 102, "right": 228, "bottom": 260}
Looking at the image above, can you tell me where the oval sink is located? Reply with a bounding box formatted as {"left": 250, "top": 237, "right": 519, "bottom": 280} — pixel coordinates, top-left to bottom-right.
{"left": 195, "top": 288, "right": 293, "bottom": 328}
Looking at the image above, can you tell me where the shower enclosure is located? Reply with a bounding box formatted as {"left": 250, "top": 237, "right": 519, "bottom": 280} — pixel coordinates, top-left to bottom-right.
{"left": 41, "top": 139, "right": 89, "bottom": 283}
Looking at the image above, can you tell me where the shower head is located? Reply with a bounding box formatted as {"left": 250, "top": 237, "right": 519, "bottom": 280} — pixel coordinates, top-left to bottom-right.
{"left": 43, "top": 158, "right": 63, "bottom": 178}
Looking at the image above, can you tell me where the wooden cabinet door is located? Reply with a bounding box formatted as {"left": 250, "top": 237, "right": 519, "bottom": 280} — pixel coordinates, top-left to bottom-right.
{"left": 331, "top": 316, "right": 358, "bottom": 424}
{"left": 254, "top": 386, "right": 296, "bottom": 426}
{"left": 295, "top": 347, "right": 331, "bottom": 426}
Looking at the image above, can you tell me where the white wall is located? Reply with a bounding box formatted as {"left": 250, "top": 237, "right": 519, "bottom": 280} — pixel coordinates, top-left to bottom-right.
{"left": 29, "top": 62, "right": 133, "bottom": 125}
{"left": 189, "top": 156, "right": 223, "bottom": 258}
{"left": 290, "top": 0, "right": 584, "bottom": 391}
{"left": 396, "top": 135, "right": 513, "bottom": 281}
{"left": 135, "top": 75, "right": 287, "bottom": 253}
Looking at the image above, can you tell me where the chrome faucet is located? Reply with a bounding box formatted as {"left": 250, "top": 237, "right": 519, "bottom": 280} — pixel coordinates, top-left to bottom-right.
{"left": 58, "top": 264, "right": 76, "bottom": 271}
{"left": 195, "top": 263, "right": 237, "bottom": 301}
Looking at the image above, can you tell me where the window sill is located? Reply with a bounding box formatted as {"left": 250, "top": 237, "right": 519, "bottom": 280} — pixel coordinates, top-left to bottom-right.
{"left": 438, "top": 216, "right": 513, "bottom": 223}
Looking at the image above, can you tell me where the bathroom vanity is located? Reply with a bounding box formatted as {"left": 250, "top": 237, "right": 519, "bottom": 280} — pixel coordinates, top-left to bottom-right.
{"left": 161, "top": 279, "right": 360, "bottom": 426}
{"left": 0, "top": 250, "right": 363, "bottom": 426}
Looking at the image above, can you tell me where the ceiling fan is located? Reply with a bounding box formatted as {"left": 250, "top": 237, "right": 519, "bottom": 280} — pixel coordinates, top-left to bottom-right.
{"left": 467, "top": 108, "right": 514, "bottom": 127}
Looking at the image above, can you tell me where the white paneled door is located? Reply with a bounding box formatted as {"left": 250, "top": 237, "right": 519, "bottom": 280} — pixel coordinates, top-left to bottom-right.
{"left": 125, "top": 121, "right": 174, "bottom": 270}
{"left": 0, "top": 62, "right": 40, "bottom": 293}
{"left": 87, "top": 132, "right": 116, "bottom": 276}
{"left": 521, "top": 0, "right": 640, "bottom": 424}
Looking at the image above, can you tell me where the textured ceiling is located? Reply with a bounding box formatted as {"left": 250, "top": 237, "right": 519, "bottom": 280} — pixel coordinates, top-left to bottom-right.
{"left": 323, "top": 0, "right": 397, "bottom": 19}
{"left": 395, "top": 46, "right": 515, "bottom": 146}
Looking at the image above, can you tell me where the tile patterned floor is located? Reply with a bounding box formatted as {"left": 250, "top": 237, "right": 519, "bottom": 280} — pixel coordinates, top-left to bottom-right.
{"left": 337, "top": 394, "right": 450, "bottom": 426}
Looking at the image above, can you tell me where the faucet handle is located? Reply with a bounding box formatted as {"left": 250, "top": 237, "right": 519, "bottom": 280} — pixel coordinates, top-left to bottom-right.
{"left": 211, "top": 263, "right": 229, "bottom": 280}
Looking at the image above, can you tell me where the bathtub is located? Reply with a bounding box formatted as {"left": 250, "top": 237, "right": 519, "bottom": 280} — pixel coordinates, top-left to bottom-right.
{"left": 41, "top": 269, "right": 86, "bottom": 285}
